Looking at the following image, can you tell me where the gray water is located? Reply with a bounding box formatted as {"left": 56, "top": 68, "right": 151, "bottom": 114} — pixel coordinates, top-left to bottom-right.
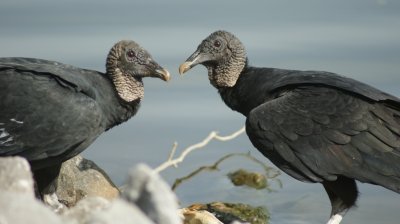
{"left": 1, "top": 0, "right": 400, "bottom": 223}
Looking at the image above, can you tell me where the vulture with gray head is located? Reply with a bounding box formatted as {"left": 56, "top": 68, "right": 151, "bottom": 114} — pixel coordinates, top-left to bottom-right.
{"left": 0, "top": 40, "right": 170, "bottom": 204}
{"left": 179, "top": 30, "right": 400, "bottom": 224}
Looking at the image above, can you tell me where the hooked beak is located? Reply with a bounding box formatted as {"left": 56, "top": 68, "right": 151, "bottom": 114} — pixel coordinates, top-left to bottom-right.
{"left": 149, "top": 60, "right": 170, "bottom": 82}
{"left": 154, "top": 68, "right": 171, "bottom": 82}
{"left": 179, "top": 62, "right": 193, "bottom": 75}
{"left": 179, "top": 50, "right": 211, "bottom": 75}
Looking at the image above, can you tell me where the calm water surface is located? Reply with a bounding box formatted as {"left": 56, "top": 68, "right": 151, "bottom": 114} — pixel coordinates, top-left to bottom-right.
{"left": 1, "top": 1, "right": 399, "bottom": 223}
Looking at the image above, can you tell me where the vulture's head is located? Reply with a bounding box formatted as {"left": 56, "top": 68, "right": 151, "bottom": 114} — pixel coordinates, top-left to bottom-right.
{"left": 106, "top": 40, "right": 170, "bottom": 102}
{"left": 179, "top": 31, "right": 246, "bottom": 88}
{"left": 107, "top": 40, "right": 170, "bottom": 82}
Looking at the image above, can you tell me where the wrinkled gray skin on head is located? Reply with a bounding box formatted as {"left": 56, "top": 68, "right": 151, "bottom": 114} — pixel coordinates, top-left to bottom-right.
{"left": 182, "top": 30, "right": 247, "bottom": 88}
{"left": 106, "top": 40, "right": 170, "bottom": 102}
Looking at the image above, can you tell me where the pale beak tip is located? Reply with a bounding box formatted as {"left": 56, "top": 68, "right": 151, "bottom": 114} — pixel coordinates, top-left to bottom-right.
{"left": 156, "top": 69, "right": 171, "bottom": 82}
{"left": 179, "top": 62, "right": 191, "bottom": 75}
{"left": 164, "top": 71, "right": 171, "bottom": 82}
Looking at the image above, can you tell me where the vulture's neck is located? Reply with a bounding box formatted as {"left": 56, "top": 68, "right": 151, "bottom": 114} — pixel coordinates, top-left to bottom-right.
{"left": 102, "top": 66, "right": 142, "bottom": 130}
{"left": 106, "top": 56, "right": 144, "bottom": 103}
{"left": 108, "top": 67, "right": 144, "bottom": 102}
{"left": 208, "top": 48, "right": 246, "bottom": 88}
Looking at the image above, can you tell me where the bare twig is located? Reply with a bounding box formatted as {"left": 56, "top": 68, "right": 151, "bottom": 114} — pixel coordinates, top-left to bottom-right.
{"left": 171, "top": 152, "right": 281, "bottom": 191}
{"left": 154, "top": 126, "right": 245, "bottom": 173}
{"left": 167, "top": 142, "right": 178, "bottom": 167}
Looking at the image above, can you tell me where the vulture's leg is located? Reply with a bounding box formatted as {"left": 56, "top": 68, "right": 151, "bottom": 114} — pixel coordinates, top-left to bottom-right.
{"left": 33, "top": 163, "right": 65, "bottom": 212}
{"left": 323, "top": 176, "right": 358, "bottom": 224}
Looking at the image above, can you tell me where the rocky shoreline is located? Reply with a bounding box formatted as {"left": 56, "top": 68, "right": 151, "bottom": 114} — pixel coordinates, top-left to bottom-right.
{"left": 0, "top": 156, "right": 268, "bottom": 224}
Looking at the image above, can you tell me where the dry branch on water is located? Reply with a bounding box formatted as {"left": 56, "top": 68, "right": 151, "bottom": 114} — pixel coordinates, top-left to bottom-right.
{"left": 119, "top": 127, "right": 246, "bottom": 192}
{"left": 154, "top": 126, "right": 246, "bottom": 173}
{"left": 171, "top": 152, "right": 281, "bottom": 191}
{"left": 151, "top": 126, "right": 281, "bottom": 191}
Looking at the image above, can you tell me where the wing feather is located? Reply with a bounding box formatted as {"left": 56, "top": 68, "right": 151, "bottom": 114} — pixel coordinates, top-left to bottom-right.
{"left": 246, "top": 86, "right": 400, "bottom": 191}
{"left": 0, "top": 59, "right": 105, "bottom": 165}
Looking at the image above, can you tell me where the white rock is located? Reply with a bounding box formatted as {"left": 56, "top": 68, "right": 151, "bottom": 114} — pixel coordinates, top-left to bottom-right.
{"left": 85, "top": 199, "right": 154, "bottom": 224}
{"left": 0, "top": 193, "right": 64, "bottom": 224}
{"left": 61, "top": 196, "right": 111, "bottom": 223}
{"left": 122, "top": 163, "right": 181, "bottom": 224}
{"left": 0, "top": 156, "right": 34, "bottom": 196}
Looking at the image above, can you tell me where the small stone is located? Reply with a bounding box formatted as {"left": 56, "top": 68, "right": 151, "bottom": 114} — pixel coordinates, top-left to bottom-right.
{"left": 55, "top": 155, "right": 119, "bottom": 207}
{"left": 187, "top": 202, "right": 269, "bottom": 224}
{"left": 122, "top": 163, "right": 181, "bottom": 224}
{"left": 180, "top": 208, "right": 223, "bottom": 224}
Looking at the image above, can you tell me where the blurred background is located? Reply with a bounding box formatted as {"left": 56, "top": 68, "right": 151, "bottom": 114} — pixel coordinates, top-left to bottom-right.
{"left": 1, "top": 0, "right": 399, "bottom": 223}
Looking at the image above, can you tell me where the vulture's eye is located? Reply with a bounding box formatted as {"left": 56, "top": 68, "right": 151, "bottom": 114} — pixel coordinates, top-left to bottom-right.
{"left": 127, "top": 50, "right": 136, "bottom": 58}
{"left": 214, "top": 40, "right": 221, "bottom": 48}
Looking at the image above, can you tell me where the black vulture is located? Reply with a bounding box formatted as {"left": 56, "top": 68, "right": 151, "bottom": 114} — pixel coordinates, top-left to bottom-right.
{"left": 0, "top": 40, "right": 170, "bottom": 203}
{"left": 179, "top": 30, "right": 400, "bottom": 224}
